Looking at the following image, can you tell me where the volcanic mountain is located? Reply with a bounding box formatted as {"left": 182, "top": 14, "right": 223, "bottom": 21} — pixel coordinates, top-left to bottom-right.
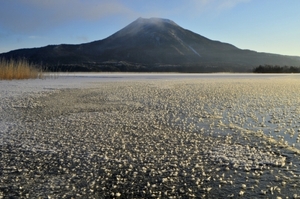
{"left": 1, "top": 17, "right": 300, "bottom": 72}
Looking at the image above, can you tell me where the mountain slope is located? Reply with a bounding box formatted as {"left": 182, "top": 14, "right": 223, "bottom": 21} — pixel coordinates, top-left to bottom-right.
{"left": 1, "top": 17, "right": 300, "bottom": 72}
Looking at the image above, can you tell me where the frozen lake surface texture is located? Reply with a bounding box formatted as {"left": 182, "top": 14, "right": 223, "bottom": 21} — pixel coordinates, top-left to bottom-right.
{"left": 1, "top": 73, "right": 300, "bottom": 198}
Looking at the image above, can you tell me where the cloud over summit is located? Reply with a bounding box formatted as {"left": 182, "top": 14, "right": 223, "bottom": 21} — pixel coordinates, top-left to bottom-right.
{"left": 0, "top": 0, "right": 249, "bottom": 34}
{"left": 0, "top": 0, "right": 133, "bottom": 33}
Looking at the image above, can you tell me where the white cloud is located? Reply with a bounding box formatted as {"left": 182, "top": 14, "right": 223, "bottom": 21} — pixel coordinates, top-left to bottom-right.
{"left": 186, "top": 0, "right": 251, "bottom": 15}
{"left": 75, "top": 35, "right": 89, "bottom": 42}
{"left": 215, "top": 0, "right": 251, "bottom": 10}
{"left": 0, "top": 0, "right": 135, "bottom": 33}
{"left": 28, "top": 35, "right": 40, "bottom": 39}
{"left": 26, "top": 0, "right": 134, "bottom": 21}
{"left": 0, "top": 0, "right": 251, "bottom": 34}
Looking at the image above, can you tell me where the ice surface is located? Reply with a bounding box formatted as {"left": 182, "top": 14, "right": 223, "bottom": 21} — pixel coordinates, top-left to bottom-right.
{"left": 1, "top": 73, "right": 300, "bottom": 198}
{"left": 1, "top": 72, "right": 296, "bottom": 97}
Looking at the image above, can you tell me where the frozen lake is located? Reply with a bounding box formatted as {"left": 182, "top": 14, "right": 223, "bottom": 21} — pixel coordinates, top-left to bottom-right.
{"left": 1, "top": 73, "right": 300, "bottom": 198}
{"left": 1, "top": 72, "right": 299, "bottom": 97}
{"left": 48, "top": 72, "right": 300, "bottom": 80}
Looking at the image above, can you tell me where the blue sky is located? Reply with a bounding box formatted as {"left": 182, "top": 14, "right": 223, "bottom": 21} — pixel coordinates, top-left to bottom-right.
{"left": 1, "top": 0, "right": 299, "bottom": 56}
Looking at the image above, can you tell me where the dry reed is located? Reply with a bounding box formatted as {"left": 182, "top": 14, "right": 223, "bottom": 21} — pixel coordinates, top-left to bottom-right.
{"left": 0, "top": 58, "right": 43, "bottom": 80}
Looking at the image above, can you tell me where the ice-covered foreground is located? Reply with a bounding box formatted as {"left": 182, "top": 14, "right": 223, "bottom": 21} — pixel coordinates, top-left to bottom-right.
{"left": 1, "top": 73, "right": 300, "bottom": 198}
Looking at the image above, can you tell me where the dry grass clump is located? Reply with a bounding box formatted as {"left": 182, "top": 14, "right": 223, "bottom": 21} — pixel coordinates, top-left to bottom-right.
{"left": 0, "top": 58, "right": 43, "bottom": 80}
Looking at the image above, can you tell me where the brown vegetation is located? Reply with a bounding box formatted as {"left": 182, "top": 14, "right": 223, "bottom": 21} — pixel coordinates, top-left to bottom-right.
{"left": 0, "top": 59, "right": 43, "bottom": 80}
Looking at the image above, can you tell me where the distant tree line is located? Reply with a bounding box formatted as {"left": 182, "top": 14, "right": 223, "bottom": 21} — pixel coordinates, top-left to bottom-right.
{"left": 253, "top": 65, "right": 300, "bottom": 73}
{"left": 43, "top": 62, "right": 247, "bottom": 73}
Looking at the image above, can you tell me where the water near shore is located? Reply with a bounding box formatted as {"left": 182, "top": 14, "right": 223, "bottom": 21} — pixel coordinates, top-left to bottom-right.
{"left": 1, "top": 73, "right": 300, "bottom": 198}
